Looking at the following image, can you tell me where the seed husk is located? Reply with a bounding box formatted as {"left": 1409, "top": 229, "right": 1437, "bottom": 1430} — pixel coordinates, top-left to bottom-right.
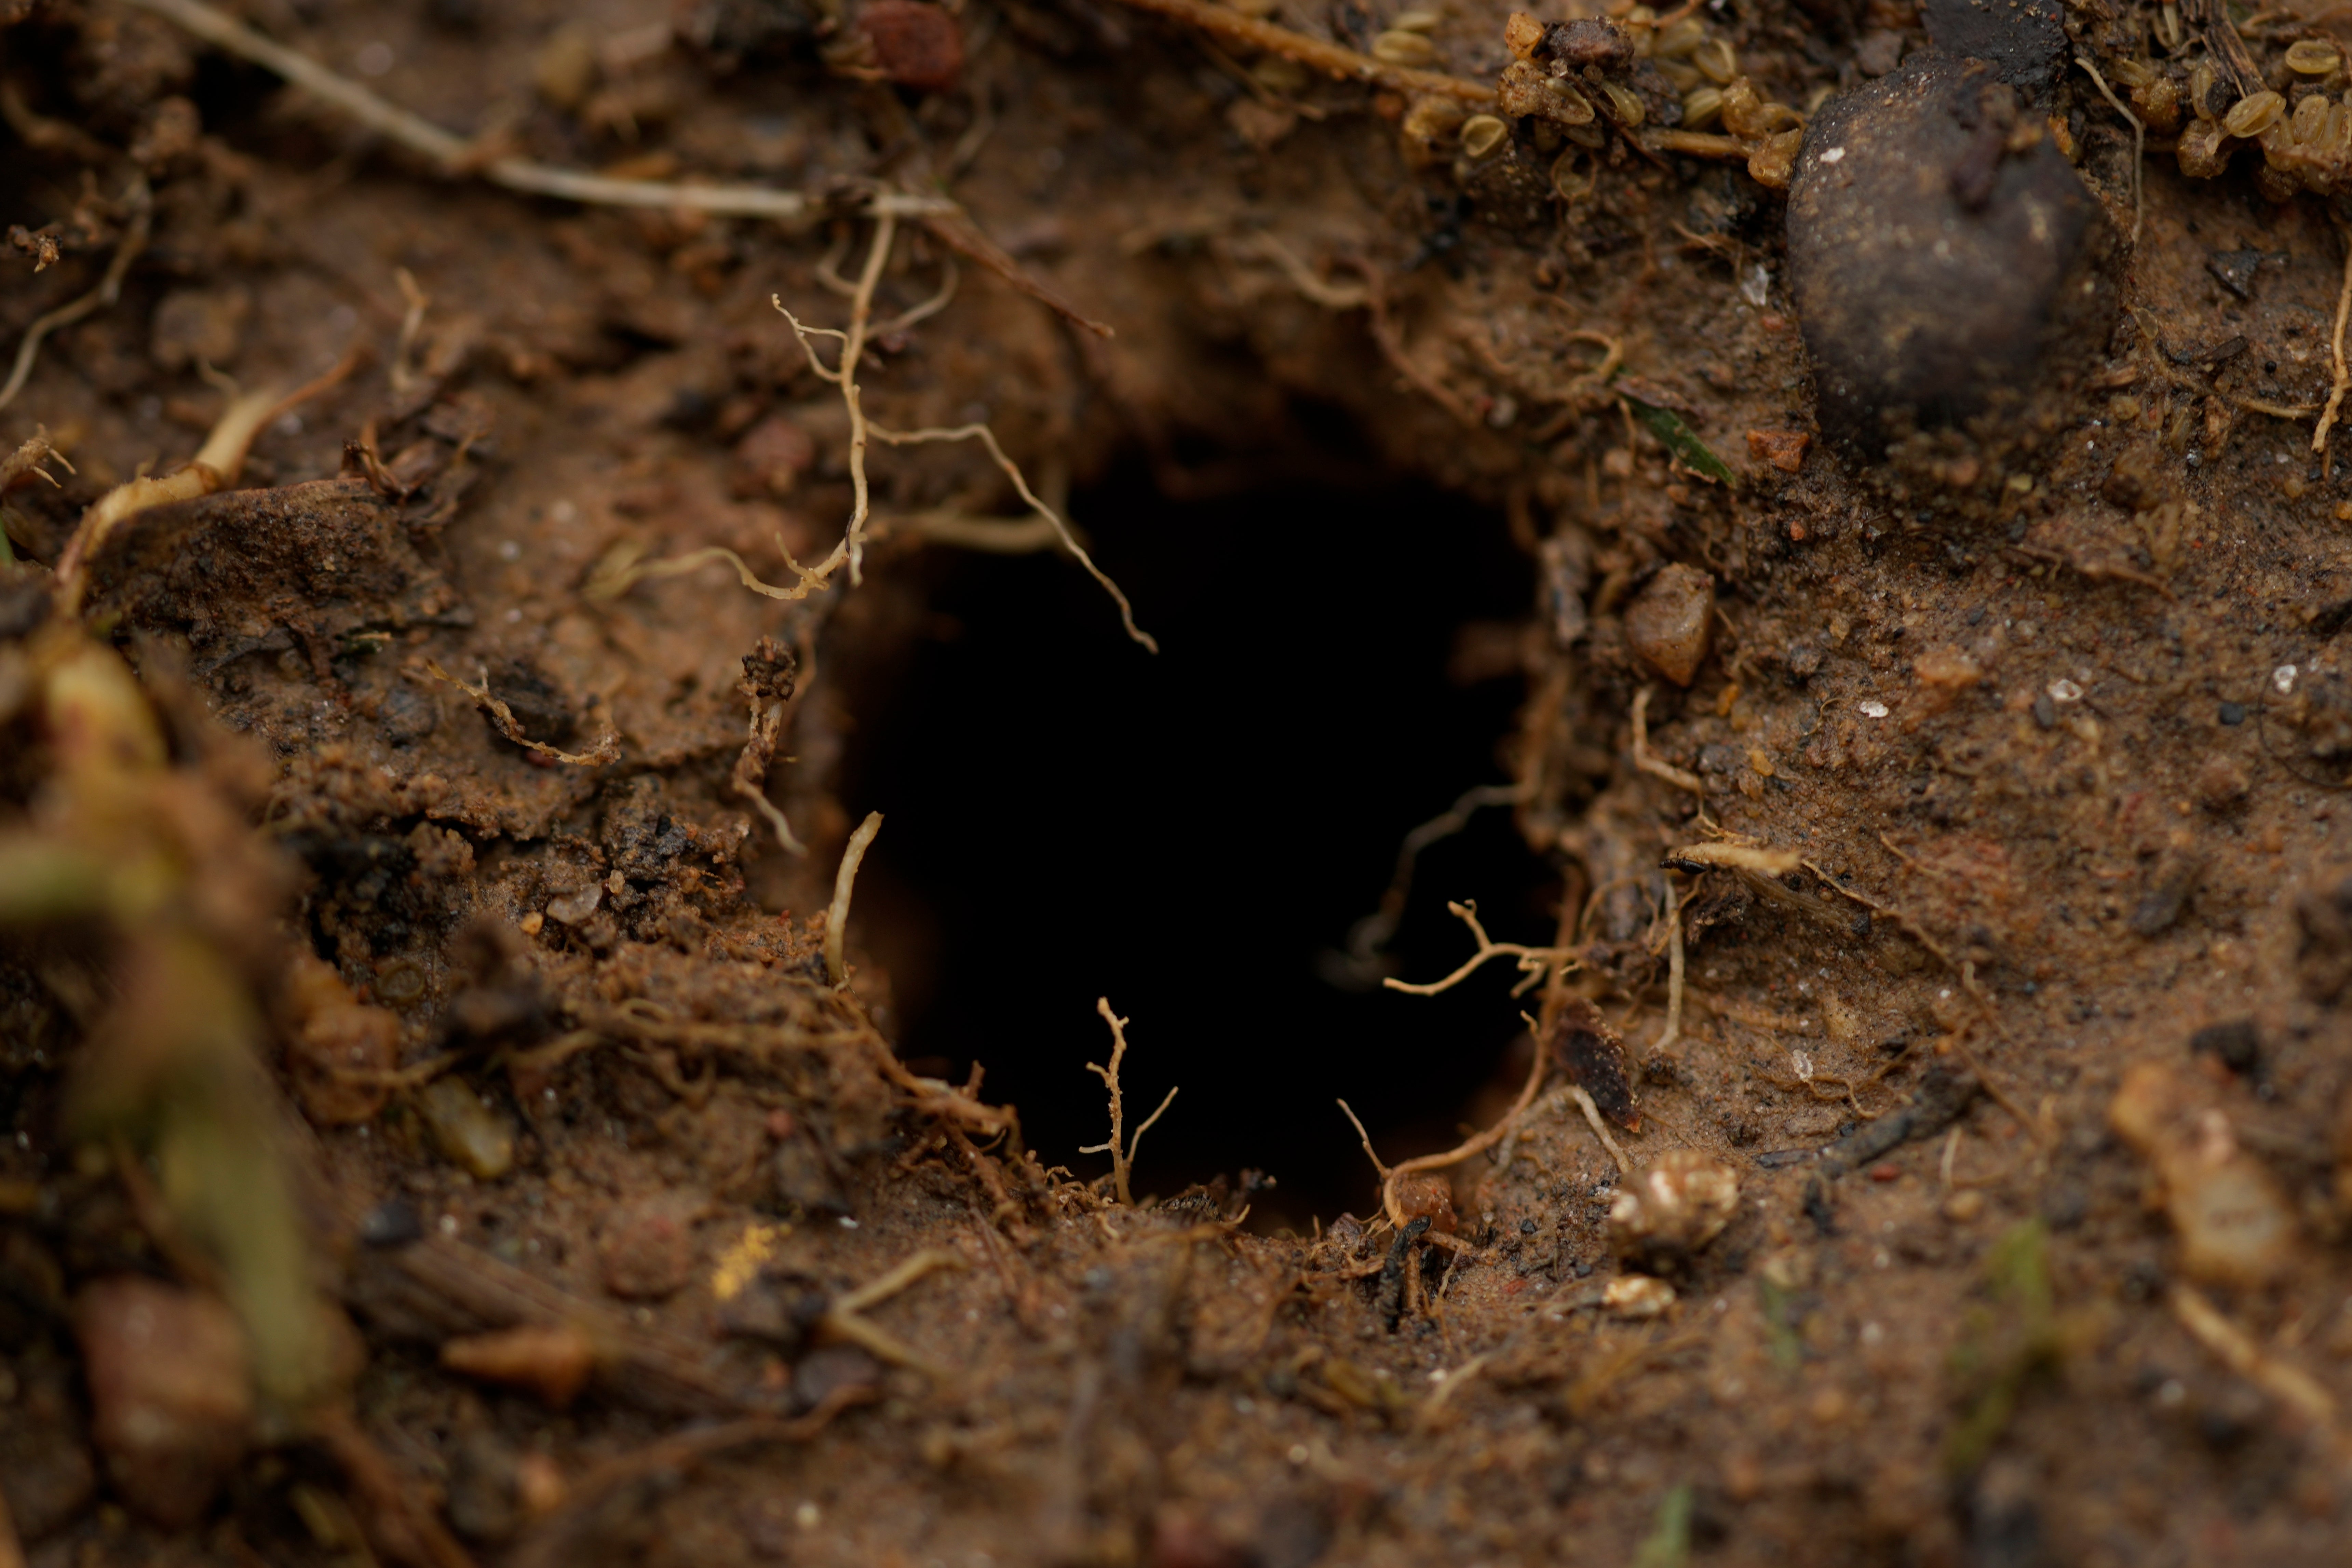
{"left": 1372, "top": 29, "right": 1439, "bottom": 67}
{"left": 2287, "top": 39, "right": 2341, "bottom": 75}
{"left": 1460, "top": 113, "right": 1509, "bottom": 158}
{"left": 2223, "top": 90, "right": 2285, "bottom": 138}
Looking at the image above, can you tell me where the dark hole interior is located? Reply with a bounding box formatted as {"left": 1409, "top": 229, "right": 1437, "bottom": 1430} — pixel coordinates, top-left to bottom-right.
{"left": 843, "top": 423, "right": 1548, "bottom": 1225}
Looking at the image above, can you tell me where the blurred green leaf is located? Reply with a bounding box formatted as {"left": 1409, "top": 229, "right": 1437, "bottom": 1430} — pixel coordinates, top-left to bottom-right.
{"left": 1631, "top": 1484, "right": 1693, "bottom": 1568}
{"left": 1622, "top": 395, "right": 1738, "bottom": 486}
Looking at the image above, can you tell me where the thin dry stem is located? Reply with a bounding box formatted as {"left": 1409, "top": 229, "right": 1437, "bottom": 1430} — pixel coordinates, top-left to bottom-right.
{"left": 1338, "top": 780, "right": 1531, "bottom": 981}
{"left": 1651, "top": 876, "right": 1686, "bottom": 1057}
{"left": 816, "top": 1248, "right": 964, "bottom": 1377}
{"left": 1570, "top": 1084, "right": 1631, "bottom": 1174}
{"left": 1081, "top": 998, "right": 1178, "bottom": 1206}
{"left": 881, "top": 511, "right": 1063, "bottom": 553}
{"left": 826, "top": 811, "right": 884, "bottom": 987}
{"left": 121, "top": 0, "right": 953, "bottom": 223}
{"left": 1382, "top": 900, "right": 1573, "bottom": 998}
{"left": 602, "top": 220, "right": 1152, "bottom": 647}
{"left": 873, "top": 421, "right": 1157, "bottom": 650}
{"left": 2073, "top": 57, "right": 2144, "bottom": 250}
{"left": 1374, "top": 1033, "right": 1550, "bottom": 1229}
{"left": 2317, "top": 225, "right": 2352, "bottom": 455}
{"left": 1104, "top": 0, "right": 1495, "bottom": 102}
{"left": 1630, "top": 686, "right": 1706, "bottom": 796}
{"left": 55, "top": 367, "right": 348, "bottom": 611}
{"left": 390, "top": 267, "right": 430, "bottom": 396}
{"left": 1236, "top": 234, "right": 1371, "bottom": 311}
{"left": 1336, "top": 1098, "right": 1390, "bottom": 1178}
{"left": 420, "top": 660, "right": 620, "bottom": 766}
{"left": 0, "top": 180, "right": 149, "bottom": 412}
{"left": 2170, "top": 1284, "right": 2340, "bottom": 1438}
{"left": 778, "top": 211, "right": 897, "bottom": 588}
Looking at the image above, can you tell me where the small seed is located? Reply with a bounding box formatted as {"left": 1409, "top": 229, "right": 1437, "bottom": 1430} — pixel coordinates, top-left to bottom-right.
{"left": 1654, "top": 57, "right": 1702, "bottom": 92}
{"left": 1253, "top": 55, "right": 1308, "bottom": 95}
{"left": 2223, "top": 89, "right": 2285, "bottom": 138}
{"left": 2109, "top": 57, "right": 2155, "bottom": 89}
{"left": 1460, "top": 113, "right": 1509, "bottom": 158}
{"left": 1372, "top": 29, "right": 1439, "bottom": 66}
{"left": 2189, "top": 61, "right": 2217, "bottom": 118}
{"left": 1551, "top": 147, "right": 1597, "bottom": 200}
{"left": 2287, "top": 39, "right": 2341, "bottom": 75}
{"left": 1391, "top": 6, "right": 1441, "bottom": 31}
{"left": 1693, "top": 37, "right": 1736, "bottom": 84}
{"left": 2294, "top": 91, "right": 2329, "bottom": 143}
{"left": 1599, "top": 79, "right": 1646, "bottom": 127}
{"left": 1681, "top": 84, "right": 1724, "bottom": 130}
{"left": 2331, "top": 101, "right": 2352, "bottom": 150}
{"left": 1747, "top": 126, "right": 1801, "bottom": 190}
{"left": 1547, "top": 78, "right": 1597, "bottom": 124}
{"left": 1402, "top": 94, "right": 1468, "bottom": 143}
{"left": 1653, "top": 17, "right": 1705, "bottom": 58}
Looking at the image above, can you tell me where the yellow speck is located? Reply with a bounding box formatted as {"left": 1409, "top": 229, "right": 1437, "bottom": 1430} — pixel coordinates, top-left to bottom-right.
{"left": 712, "top": 1221, "right": 788, "bottom": 1301}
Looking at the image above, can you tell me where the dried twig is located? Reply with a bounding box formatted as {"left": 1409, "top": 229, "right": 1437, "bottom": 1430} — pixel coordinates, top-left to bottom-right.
{"left": 120, "top": 0, "right": 952, "bottom": 223}
{"left": 2073, "top": 57, "right": 2144, "bottom": 250}
{"left": 825, "top": 811, "right": 884, "bottom": 986}
{"left": 1569, "top": 1083, "right": 1631, "bottom": 1174}
{"left": 2316, "top": 224, "right": 2352, "bottom": 455}
{"left": 1104, "top": 0, "right": 1495, "bottom": 103}
{"left": 1650, "top": 875, "right": 1686, "bottom": 1057}
{"left": 819, "top": 1248, "right": 964, "bottom": 1376}
{"left": 595, "top": 219, "right": 1154, "bottom": 648}
{"left": 1335, "top": 780, "right": 1531, "bottom": 984}
{"left": 1630, "top": 686, "right": 1705, "bottom": 796}
{"left": 1362, "top": 1033, "right": 1550, "bottom": 1230}
{"left": 1235, "top": 233, "right": 1372, "bottom": 311}
{"left": 2171, "top": 1284, "right": 2342, "bottom": 1442}
{"left": 870, "top": 420, "right": 1157, "bottom": 650}
{"left": 420, "top": 661, "right": 620, "bottom": 766}
{"left": 0, "top": 180, "right": 150, "bottom": 412}
{"left": 1082, "top": 998, "right": 1179, "bottom": 1206}
{"left": 54, "top": 356, "right": 355, "bottom": 611}
{"left": 919, "top": 206, "right": 1113, "bottom": 337}
{"left": 1382, "top": 900, "right": 1574, "bottom": 998}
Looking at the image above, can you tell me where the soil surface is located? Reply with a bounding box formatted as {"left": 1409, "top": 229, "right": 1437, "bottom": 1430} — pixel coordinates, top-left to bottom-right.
{"left": 10, "top": 0, "right": 2352, "bottom": 1565}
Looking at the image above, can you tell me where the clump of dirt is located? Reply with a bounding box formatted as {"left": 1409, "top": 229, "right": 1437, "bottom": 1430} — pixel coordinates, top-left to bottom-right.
{"left": 11, "top": 0, "right": 2352, "bottom": 1563}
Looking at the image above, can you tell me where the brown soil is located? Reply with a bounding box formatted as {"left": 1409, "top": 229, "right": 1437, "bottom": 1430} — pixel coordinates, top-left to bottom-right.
{"left": 9, "top": 0, "right": 2352, "bottom": 1565}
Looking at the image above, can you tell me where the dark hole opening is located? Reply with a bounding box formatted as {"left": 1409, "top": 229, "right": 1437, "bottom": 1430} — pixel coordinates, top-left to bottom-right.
{"left": 842, "top": 428, "right": 1547, "bottom": 1224}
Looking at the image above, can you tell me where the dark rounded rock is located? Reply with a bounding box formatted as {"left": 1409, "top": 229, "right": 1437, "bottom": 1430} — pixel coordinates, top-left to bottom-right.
{"left": 1922, "top": 0, "right": 2065, "bottom": 90}
{"left": 1786, "top": 54, "right": 2115, "bottom": 458}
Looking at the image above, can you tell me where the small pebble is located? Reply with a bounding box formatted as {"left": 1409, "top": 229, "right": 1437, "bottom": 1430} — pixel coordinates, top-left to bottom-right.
{"left": 1609, "top": 1149, "right": 1740, "bottom": 1271}
{"left": 598, "top": 1191, "right": 703, "bottom": 1300}
{"left": 441, "top": 1324, "right": 596, "bottom": 1408}
{"left": 854, "top": 0, "right": 962, "bottom": 92}
{"left": 419, "top": 1078, "right": 517, "bottom": 1180}
{"left": 1603, "top": 1274, "right": 1676, "bottom": 1318}
{"left": 1622, "top": 564, "right": 1716, "bottom": 687}
{"left": 75, "top": 1278, "right": 253, "bottom": 1528}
